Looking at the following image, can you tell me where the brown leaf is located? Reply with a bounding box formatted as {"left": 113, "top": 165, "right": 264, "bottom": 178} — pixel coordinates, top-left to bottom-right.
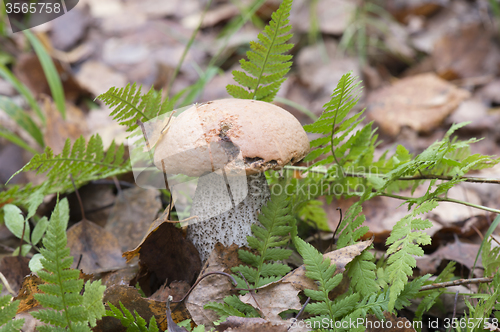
{"left": 433, "top": 24, "right": 499, "bottom": 80}
{"left": 43, "top": 97, "right": 88, "bottom": 154}
{"left": 105, "top": 187, "right": 162, "bottom": 252}
{"left": 416, "top": 238, "right": 482, "bottom": 275}
{"left": 366, "top": 311, "right": 416, "bottom": 331}
{"left": 150, "top": 280, "right": 190, "bottom": 302}
{"left": 239, "top": 282, "right": 301, "bottom": 325}
{"left": 124, "top": 218, "right": 201, "bottom": 289}
{"left": 186, "top": 243, "right": 242, "bottom": 327}
{"left": 13, "top": 274, "right": 44, "bottom": 313}
{"left": 282, "top": 240, "right": 373, "bottom": 291}
{"left": 95, "top": 285, "right": 191, "bottom": 332}
{"left": 101, "top": 265, "right": 140, "bottom": 288}
{"left": 14, "top": 271, "right": 92, "bottom": 314}
{"left": 0, "top": 256, "right": 31, "bottom": 296}
{"left": 13, "top": 52, "right": 89, "bottom": 103}
{"left": 75, "top": 61, "right": 127, "bottom": 97}
{"left": 66, "top": 219, "right": 127, "bottom": 274}
{"left": 367, "top": 73, "right": 470, "bottom": 136}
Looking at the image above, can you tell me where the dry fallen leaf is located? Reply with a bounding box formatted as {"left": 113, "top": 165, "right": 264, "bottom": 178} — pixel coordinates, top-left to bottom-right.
{"left": 0, "top": 256, "right": 31, "bottom": 297}
{"left": 43, "top": 97, "right": 89, "bottom": 154}
{"left": 186, "top": 243, "right": 242, "bottom": 327}
{"left": 239, "top": 282, "right": 301, "bottom": 325}
{"left": 416, "top": 238, "right": 482, "bottom": 275}
{"left": 105, "top": 187, "right": 162, "bottom": 252}
{"left": 123, "top": 217, "right": 201, "bottom": 288}
{"left": 433, "top": 24, "right": 499, "bottom": 80}
{"left": 66, "top": 219, "right": 127, "bottom": 274}
{"left": 367, "top": 73, "right": 470, "bottom": 136}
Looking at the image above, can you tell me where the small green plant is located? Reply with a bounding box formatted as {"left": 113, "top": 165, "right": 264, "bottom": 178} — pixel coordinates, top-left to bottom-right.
{"left": 0, "top": 285, "right": 24, "bottom": 332}
{"left": 30, "top": 198, "right": 106, "bottom": 331}
{"left": 227, "top": 0, "right": 293, "bottom": 101}
{"left": 105, "top": 302, "right": 159, "bottom": 332}
{"left": 205, "top": 188, "right": 294, "bottom": 320}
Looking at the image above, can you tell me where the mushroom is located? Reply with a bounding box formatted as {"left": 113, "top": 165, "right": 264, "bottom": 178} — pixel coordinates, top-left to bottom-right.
{"left": 154, "top": 99, "right": 310, "bottom": 262}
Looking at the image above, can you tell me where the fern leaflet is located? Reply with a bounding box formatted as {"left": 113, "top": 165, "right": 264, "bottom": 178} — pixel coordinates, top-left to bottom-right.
{"left": 31, "top": 198, "right": 106, "bottom": 331}
{"left": 0, "top": 285, "right": 24, "bottom": 332}
{"left": 6, "top": 135, "right": 129, "bottom": 202}
{"left": 385, "top": 200, "right": 435, "bottom": 311}
{"left": 232, "top": 189, "right": 294, "bottom": 288}
{"left": 97, "top": 84, "right": 173, "bottom": 133}
{"left": 226, "top": 0, "right": 293, "bottom": 102}
{"left": 293, "top": 236, "right": 359, "bottom": 325}
{"left": 105, "top": 302, "right": 159, "bottom": 332}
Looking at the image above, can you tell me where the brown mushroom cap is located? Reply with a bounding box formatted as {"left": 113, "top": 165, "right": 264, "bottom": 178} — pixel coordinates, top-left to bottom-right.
{"left": 154, "top": 98, "right": 310, "bottom": 177}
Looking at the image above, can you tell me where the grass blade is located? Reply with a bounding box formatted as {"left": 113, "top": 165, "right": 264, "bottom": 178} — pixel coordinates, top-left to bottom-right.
{"left": 23, "top": 30, "right": 66, "bottom": 119}
{"left": 0, "top": 63, "right": 45, "bottom": 124}
{"left": 0, "top": 129, "right": 38, "bottom": 154}
{"left": 0, "top": 96, "right": 44, "bottom": 147}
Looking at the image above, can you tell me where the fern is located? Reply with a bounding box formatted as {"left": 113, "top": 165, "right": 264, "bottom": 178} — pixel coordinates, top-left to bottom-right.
{"left": 293, "top": 235, "right": 360, "bottom": 328}
{"left": 204, "top": 295, "right": 258, "bottom": 322}
{"left": 483, "top": 238, "right": 500, "bottom": 278}
{"left": 2, "top": 135, "right": 129, "bottom": 206}
{"left": 205, "top": 189, "right": 294, "bottom": 320}
{"left": 226, "top": 0, "right": 293, "bottom": 101}
{"left": 31, "top": 198, "right": 106, "bottom": 331}
{"left": 385, "top": 200, "right": 435, "bottom": 311}
{"left": 304, "top": 72, "right": 366, "bottom": 168}
{"left": 231, "top": 189, "right": 294, "bottom": 288}
{"left": 346, "top": 247, "right": 379, "bottom": 297}
{"left": 0, "top": 285, "right": 24, "bottom": 332}
{"left": 97, "top": 84, "right": 173, "bottom": 133}
{"left": 105, "top": 302, "right": 159, "bottom": 332}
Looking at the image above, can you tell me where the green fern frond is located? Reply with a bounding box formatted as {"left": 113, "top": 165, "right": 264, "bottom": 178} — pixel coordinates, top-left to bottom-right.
{"left": 304, "top": 72, "right": 364, "bottom": 166}
{"left": 226, "top": 0, "right": 293, "bottom": 102}
{"left": 293, "top": 236, "right": 351, "bottom": 323}
{"left": 232, "top": 189, "right": 294, "bottom": 288}
{"left": 483, "top": 239, "right": 500, "bottom": 277}
{"left": 336, "top": 201, "right": 369, "bottom": 249}
{"left": 97, "top": 83, "right": 173, "bottom": 133}
{"left": 0, "top": 285, "right": 24, "bottom": 332}
{"left": 347, "top": 248, "right": 379, "bottom": 297}
{"left": 31, "top": 198, "right": 106, "bottom": 331}
{"left": 8, "top": 135, "right": 129, "bottom": 198}
{"left": 105, "top": 302, "right": 159, "bottom": 332}
{"left": 385, "top": 200, "right": 435, "bottom": 312}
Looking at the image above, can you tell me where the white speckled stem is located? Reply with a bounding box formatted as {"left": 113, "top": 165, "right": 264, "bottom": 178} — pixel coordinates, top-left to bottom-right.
{"left": 187, "top": 172, "right": 270, "bottom": 262}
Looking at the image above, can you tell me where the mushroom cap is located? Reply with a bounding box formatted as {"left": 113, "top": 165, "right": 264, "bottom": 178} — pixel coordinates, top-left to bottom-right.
{"left": 153, "top": 98, "right": 310, "bottom": 177}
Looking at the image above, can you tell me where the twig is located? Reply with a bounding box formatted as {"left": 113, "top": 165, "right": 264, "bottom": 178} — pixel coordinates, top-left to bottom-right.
{"left": 285, "top": 166, "right": 500, "bottom": 185}
{"left": 446, "top": 290, "right": 460, "bottom": 332}
{"left": 171, "top": 271, "right": 237, "bottom": 312}
{"left": 70, "top": 174, "right": 86, "bottom": 220}
{"left": 287, "top": 297, "right": 311, "bottom": 331}
{"left": 420, "top": 276, "right": 494, "bottom": 291}
{"left": 0, "top": 272, "right": 16, "bottom": 296}
{"left": 237, "top": 271, "right": 262, "bottom": 311}
{"left": 380, "top": 192, "right": 500, "bottom": 215}
{"left": 332, "top": 208, "right": 343, "bottom": 240}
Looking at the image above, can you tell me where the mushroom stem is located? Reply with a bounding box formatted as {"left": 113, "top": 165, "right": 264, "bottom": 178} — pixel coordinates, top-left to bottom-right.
{"left": 187, "top": 172, "right": 270, "bottom": 262}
